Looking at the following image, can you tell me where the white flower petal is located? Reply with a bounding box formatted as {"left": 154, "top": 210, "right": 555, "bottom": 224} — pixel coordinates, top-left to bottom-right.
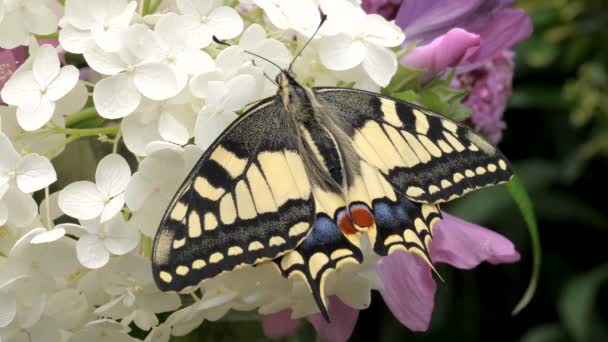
{"left": 361, "top": 42, "right": 398, "bottom": 87}
{"left": 94, "top": 73, "right": 141, "bottom": 119}
{"left": 30, "top": 227, "right": 66, "bottom": 244}
{"left": 208, "top": 6, "right": 243, "bottom": 40}
{"left": 33, "top": 45, "right": 60, "bottom": 86}
{"left": 24, "top": 3, "right": 58, "bottom": 35}
{"left": 240, "top": 24, "right": 267, "bottom": 51}
{"left": 16, "top": 96, "right": 55, "bottom": 131}
{"left": 3, "top": 187, "right": 37, "bottom": 227}
{"left": 0, "top": 293, "right": 17, "bottom": 328}
{"left": 104, "top": 220, "right": 139, "bottom": 255}
{"left": 55, "top": 81, "right": 88, "bottom": 115}
{"left": 175, "top": 48, "right": 215, "bottom": 76}
{"left": 96, "top": 153, "right": 131, "bottom": 198}
{"left": 83, "top": 44, "right": 126, "bottom": 75}
{"left": 76, "top": 234, "right": 110, "bottom": 269}
{"left": 134, "top": 63, "right": 181, "bottom": 100}
{"left": 124, "top": 173, "right": 153, "bottom": 211}
{"left": 155, "top": 12, "right": 190, "bottom": 46}
{"left": 158, "top": 112, "right": 192, "bottom": 145}
{"left": 0, "top": 202, "right": 7, "bottom": 226}
{"left": 46, "top": 65, "right": 79, "bottom": 101}
{"left": 124, "top": 24, "right": 164, "bottom": 62}
{"left": 16, "top": 153, "right": 57, "bottom": 193}
{"left": 177, "top": 0, "right": 215, "bottom": 16}
{"left": 121, "top": 112, "right": 163, "bottom": 156}
{"left": 0, "top": 132, "right": 21, "bottom": 176}
{"left": 99, "top": 194, "right": 125, "bottom": 223}
{"left": 58, "top": 24, "right": 91, "bottom": 54}
{"left": 194, "top": 110, "right": 237, "bottom": 150}
{"left": 0, "top": 70, "right": 39, "bottom": 106}
{"left": 362, "top": 14, "right": 405, "bottom": 47}
{"left": 189, "top": 70, "right": 223, "bottom": 99}
{"left": 0, "top": 11, "right": 27, "bottom": 49}
{"left": 223, "top": 74, "right": 257, "bottom": 111}
{"left": 318, "top": 34, "right": 366, "bottom": 71}
{"left": 58, "top": 181, "right": 106, "bottom": 220}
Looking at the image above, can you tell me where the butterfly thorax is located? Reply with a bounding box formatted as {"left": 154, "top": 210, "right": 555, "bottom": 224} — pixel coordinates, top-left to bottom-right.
{"left": 277, "top": 72, "right": 359, "bottom": 194}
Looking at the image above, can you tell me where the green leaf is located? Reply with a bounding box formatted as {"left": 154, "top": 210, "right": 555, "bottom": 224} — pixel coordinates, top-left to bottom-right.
{"left": 505, "top": 175, "right": 542, "bottom": 315}
{"left": 558, "top": 263, "right": 608, "bottom": 342}
{"left": 384, "top": 66, "right": 425, "bottom": 94}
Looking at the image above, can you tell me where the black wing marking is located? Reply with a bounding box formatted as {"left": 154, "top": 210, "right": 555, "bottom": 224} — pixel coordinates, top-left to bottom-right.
{"left": 152, "top": 98, "right": 315, "bottom": 292}
{"left": 314, "top": 87, "right": 514, "bottom": 204}
{"left": 275, "top": 211, "right": 363, "bottom": 321}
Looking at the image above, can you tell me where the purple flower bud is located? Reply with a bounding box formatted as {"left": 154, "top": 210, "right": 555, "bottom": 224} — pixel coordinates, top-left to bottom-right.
{"left": 362, "top": 0, "right": 403, "bottom": 20}
{"left": 396, "top": 0, "right": 531, "bottom": 68}
{"left": 452, "top": 51, "right": 515, "bottom": 144}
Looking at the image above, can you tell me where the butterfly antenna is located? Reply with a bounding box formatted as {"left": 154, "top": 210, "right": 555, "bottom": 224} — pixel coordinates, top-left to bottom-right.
{"left": 212, "top": 36, "right": 284, "bottom": 73}
{"left": 287, "top": 13, "right": 328, "bottom": 73}
{"left": 252, "top": 60, "right": 279, "bottom": 86}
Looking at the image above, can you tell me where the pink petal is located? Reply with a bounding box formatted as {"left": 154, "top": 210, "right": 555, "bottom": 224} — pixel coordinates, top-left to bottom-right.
{"left": 306, "top": 296, "right": 359, "bottom": 342}
{"left": 0, "top": 46, "right": 27, "bottom": 105}
{"left": 400, "top": 28, "right": 480, "bottom": 75}
{"left": 260, "top": 309, "right": 300, "bottom": 339}
{"left": 429, "top": 212, "right": 521, "bottom": 269}
{"left": 375, "top": 251, "right": 436, "bottom": 332}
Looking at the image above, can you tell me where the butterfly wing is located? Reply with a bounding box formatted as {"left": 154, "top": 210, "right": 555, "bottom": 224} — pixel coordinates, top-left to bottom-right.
{"left": 314, "top": 87, "right": 514, "bottom": 204}
{"left": 152, "top": 98, "right": 316, "bottom": 292}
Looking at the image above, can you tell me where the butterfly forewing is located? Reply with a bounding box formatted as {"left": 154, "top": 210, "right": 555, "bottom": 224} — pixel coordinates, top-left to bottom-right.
{"left": 314, "top": 87, "right": 513, "bottom": 204}
{"left": 152, "top": 99, "right": 315, "bottom": 292}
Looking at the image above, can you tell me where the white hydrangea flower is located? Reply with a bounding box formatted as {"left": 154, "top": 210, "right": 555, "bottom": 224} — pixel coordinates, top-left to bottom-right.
{"left": 317, "top": 0, "right": 404, "bottom": 86}
{"left": 58, "top": 154, "right": 131, "bottom": 222}
{"left": 0, "top": 132, "right": 56, "bottom": 227}
{"left": 72, "top": 215, "right": 139, "bottom": 269}
{"left": 44, "top": 288, "right": 90, "bottom": 331}
{"left": 0, "top": 0, "right": 58, "bottom": 48}
{"left": 69, "top": 319, "right": 138, "bottom": 342}
{"left": 1, "top": 45, "right": 79, "bottom": 131}
{"left": 0, "top": 273, "right": 55, "bottom": 342}
{"left": 7, "top": 227, "right": 80, "bottom": 278}
{"left": 59, "top": 0, "right": 137, "bottom": 53}
{"left": 125, "top": 145, "right": 201, "bottom": 236}
{"left": 121, "top": 93, "right": 199, "bottom": 157}
{"left": 1, "top": 81, "right": 89, "bottom": 157}
{"left": 93, "top": 254, "right": 181, "bottom": 331}
{"left": 239, "top": 23, "right": 292, "bottom": 97}
{"left": 86, "top": 24, "right": 183, "bottom": 119}
{"left": 189, "top": 46, "right": 261, "bottom": 100}
{"left": 176, "top": 0, "right": 243, "bottom": 48}
{"left": 253, "top": 0, "right": 321, "bottom": 36}
{"left": 193, "top": 74, "right": 257, "bottom": 149}
{"left": 144, "top": 325, "right": 171, "bottom": 342}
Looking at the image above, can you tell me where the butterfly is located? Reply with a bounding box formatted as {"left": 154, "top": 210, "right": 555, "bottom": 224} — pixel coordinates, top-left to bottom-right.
{"left": 150, "top": 17, "right": 514, "bottom": 321}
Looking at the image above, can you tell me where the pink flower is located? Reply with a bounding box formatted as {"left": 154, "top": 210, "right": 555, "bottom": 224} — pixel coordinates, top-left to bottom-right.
{"left": 396, "top": 0, "right": 532, "bottom": 72}
{"left": 400, "top": 28, "right": 480, "bottom": 76}
{"left": 362, "top": 0, "right": 403, "bottom": 20}
{"left": 260, "top": 213, "right": 520, "bottom": 340}
{"left": 452, "top": 51, "right": 515, "bottom": 144}
{"left": 0, "top": 47, "right": 27, "bottom": 105}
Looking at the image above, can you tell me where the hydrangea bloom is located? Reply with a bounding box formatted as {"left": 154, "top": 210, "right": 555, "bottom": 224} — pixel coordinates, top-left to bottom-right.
{"left": 0, "top": 0, "right": 532, "bottom": 340}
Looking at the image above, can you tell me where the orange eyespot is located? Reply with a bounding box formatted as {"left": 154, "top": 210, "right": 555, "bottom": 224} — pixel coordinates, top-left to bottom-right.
{"left": 337, "top": 211, "right": 357, "bottom": 235}
{"left": 351, "top": 205, "right": 374, "bottom": 228}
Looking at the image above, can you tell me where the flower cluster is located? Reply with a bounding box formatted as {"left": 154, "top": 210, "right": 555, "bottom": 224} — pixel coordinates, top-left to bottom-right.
{"left": 0, "top": 0, "right": 531, "bottom": 341}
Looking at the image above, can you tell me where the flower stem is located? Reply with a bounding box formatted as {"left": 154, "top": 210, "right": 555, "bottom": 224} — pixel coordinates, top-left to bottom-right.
{"left": 149, "top": 0, "right": 163, "bottom": 13}
{"left": 113, "top": 130, "right": 122, "bottom": 153}
{"left": 35, "top": 32, "right": 59, "bottom": 40}
{"left": 55, "top": 127, "right": 119, "bottom": 136}
{"left": 142, "top": 0, "right": 151, "bottom": 15}
{"left": 65, "top": 107, "right": 100, "bottom": 128}
{"left": 44, "top": 187, "right": 52, "bottom": 228}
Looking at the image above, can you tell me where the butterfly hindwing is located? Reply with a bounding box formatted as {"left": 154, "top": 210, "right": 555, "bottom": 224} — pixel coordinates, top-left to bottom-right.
{"left": 276, "top": 187, "right": 364, "bottom": 320}
{"left": 152, "top": 99, "right": 316, "bottom": 292}
{"left": 314, "top": 87, "right": 514, "bottom": 204}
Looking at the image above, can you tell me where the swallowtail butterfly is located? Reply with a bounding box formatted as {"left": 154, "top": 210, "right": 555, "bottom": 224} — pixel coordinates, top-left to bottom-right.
{"left": 151, "top": 15, "right": 513, "bottom": 320}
